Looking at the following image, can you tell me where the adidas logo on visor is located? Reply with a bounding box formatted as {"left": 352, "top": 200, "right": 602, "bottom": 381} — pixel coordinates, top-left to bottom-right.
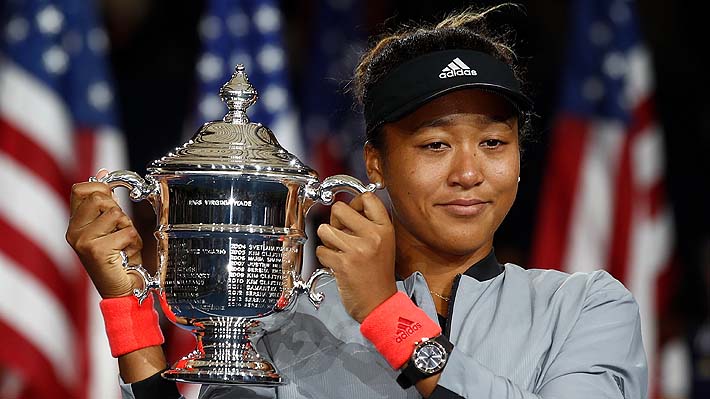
{"left": 439, "top": 57, "right": 478, "bottom": 79}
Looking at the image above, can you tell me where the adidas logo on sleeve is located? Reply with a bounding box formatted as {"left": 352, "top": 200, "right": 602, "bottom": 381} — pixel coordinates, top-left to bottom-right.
{"left": 439, "top": 57, "right": 478, "bottom": 79}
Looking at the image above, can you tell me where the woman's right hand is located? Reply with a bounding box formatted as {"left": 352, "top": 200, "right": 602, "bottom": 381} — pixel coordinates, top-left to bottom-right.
{"left": 66, "top": 169, "right": 143, "bottom": 298}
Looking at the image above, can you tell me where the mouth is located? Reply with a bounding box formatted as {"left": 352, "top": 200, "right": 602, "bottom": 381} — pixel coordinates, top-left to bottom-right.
{"left": 437, "top": 199, "right": 490, "bottom": 217}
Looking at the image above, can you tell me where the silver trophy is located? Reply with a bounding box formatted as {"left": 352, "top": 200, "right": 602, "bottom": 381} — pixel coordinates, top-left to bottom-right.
{"left": 94, "top": 65, "right": 377, "bottom": 385}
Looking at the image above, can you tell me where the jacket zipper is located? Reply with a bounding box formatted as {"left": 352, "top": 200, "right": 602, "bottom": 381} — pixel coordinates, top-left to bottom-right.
{"left": 443, "top": 274, "right": 462, "bottom": 339}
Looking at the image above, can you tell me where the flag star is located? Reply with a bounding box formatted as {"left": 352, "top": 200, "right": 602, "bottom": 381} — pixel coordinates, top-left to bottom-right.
{"left": 87, "top": 28, "right": 108, "bottom": 53}
{"left": 603, "top": 52, "right": 627, "bottom": 79}
{"left": 589, "top": 22, "right": 612, "bottom": 46}
{"left": 262, "top": 85, "right": 287, "bottom": 112}
{"left": 582, "top": 76, "right": 604, "bottom": 102}
{"left": 5, "top": 16, "right": 29, "bottom": 43}
{"left": 198, "top": 53, "right": 225, "bottom": 82}
{"left": 257, "top": 44, "right": 284, "bottom": 74}
{"left": 199, "top": 15, "right": 222, "bottom": 40}
{"left": 227, "top": 12, "right": 249, "bottom": 37}
{"left": 254, "top": 4, "right": 280, "bottom": 34}
{"left": 199, "top": 95, "right": 224, "bottom": 120}
{"left": 88, "top": 81, "right": 113, "bottom": 110}
{"left": 36, "top": 5, "right": 64, "bottom": 35}
{"left": 43, "top": 45, "right": 69, "bottom": 74}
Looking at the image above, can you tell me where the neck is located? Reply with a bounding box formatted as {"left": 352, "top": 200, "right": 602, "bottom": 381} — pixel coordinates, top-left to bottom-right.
{"left": 393, "top": 224, "right": 493, "bottom": 315}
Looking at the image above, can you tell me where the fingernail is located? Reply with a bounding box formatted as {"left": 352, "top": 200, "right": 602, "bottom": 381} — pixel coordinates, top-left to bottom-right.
{"left": 96, "top": 168, "right": 108, "bottom": 178}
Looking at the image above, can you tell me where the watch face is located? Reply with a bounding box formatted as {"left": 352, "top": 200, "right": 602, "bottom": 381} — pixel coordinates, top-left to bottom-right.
{"left": 413, "top": 341, "right": 448, "bottom": 374}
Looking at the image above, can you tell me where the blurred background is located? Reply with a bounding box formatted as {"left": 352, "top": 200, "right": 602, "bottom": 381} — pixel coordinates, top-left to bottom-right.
{"left": 1, "top": 0, "right": 708, "bottom": 398}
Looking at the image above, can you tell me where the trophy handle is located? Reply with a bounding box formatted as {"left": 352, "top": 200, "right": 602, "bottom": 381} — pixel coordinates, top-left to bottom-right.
{"left": 305, "top": 174, "right": 380, "bottom": 205}
{"left": 90, "top": 169, "right": 159, "bottom": 202}
{"left": 90, "top": 170, "right": 161, "bottom": 304}
{"left": 119, "top": 251, "right": 161, "bottom": 304}
{"left": 303, "top": 268, "right": 333, "bottom": 309}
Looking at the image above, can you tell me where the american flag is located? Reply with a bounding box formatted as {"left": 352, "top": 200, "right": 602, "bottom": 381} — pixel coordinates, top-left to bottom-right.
{"left": 531, "top": 0, "right": 674, "bottom": 393}
{"left": 165, "top": 2, "right": 300, "bottom": 397}
{"left": 0, "top": 0, "right": 126, "bottom": 398}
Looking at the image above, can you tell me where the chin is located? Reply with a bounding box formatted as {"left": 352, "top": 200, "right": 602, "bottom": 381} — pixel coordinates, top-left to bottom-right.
{"left": 428, "top": 233, "right": 489, "bottom": 257}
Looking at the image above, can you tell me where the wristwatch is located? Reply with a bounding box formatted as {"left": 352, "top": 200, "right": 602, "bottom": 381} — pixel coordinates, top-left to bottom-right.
{"left": 396, "top": 335, "right": 453, "bottom": 389}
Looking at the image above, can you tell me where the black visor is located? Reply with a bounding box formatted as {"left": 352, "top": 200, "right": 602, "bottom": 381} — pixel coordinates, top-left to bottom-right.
{"left": 364, "top": 49, "right": 533, "bottom": 133}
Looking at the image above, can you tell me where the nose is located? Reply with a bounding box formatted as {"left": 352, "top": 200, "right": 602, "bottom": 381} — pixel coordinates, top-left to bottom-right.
{"left": 447, "top": 145, "right": 483, "bottom": 189}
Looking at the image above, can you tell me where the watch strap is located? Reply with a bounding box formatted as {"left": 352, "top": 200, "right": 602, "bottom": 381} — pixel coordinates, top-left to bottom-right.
{"left": 396, "top": 335, "right": 453, "bottom": 389}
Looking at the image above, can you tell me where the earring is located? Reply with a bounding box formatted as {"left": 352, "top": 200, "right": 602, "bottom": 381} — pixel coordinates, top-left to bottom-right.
{"left": 517, "top": 176, "right": 521, "bottom": 183}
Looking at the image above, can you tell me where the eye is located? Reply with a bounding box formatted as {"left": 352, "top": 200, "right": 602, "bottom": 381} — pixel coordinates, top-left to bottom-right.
{"left": 481, "top": 139, "right": 504, "bottom": 148}
{"left": 421, "top": 141, "right": 449, "bottom": 151}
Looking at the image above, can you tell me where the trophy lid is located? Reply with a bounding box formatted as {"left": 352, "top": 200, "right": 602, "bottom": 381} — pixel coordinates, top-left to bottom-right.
{"left": 148, "top": 65, "right": 316, "bottom": 179}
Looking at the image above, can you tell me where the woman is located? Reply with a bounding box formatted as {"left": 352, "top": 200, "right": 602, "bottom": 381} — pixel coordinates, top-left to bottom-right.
{"left": 66, "top": 6, "right": 647, "bottom": 399}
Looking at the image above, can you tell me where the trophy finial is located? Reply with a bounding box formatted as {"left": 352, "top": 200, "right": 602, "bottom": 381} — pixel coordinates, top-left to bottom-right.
{"left": 220, "top": 64, "right": 258, "bottom": 124}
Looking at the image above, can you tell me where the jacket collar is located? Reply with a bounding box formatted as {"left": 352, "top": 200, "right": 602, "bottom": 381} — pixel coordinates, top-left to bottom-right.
{"left": 462, "top": 249, "right": 504, "bottom": 282}
{"left": 396, "top": 249, "right": 504, "bottom": 283}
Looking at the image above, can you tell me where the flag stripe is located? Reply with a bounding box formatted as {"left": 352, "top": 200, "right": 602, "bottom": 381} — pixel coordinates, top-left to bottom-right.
{"left": 0, "top": 253, "right": 78, "bottom": 385}
{"left": 564, "top": 120, "right": 625, "bottom": 274}
{"left": 607, "top": 130, "right": 633, "bottom": 282}
{"left": 0, "top": 218, "right": 71, "bottom": 309}
{"left": 531, "top": 117, "right": 589, "bottom": 269}
{"left": 0, "top": 58, "right": 74, "bottom": 170}
{"left": 608, "top": 96, "right": 655, "bottom": 282}
{"left": 0, "top": 319, "right": 73, "bottom": 398}
{"left": 0, "top": 154, "right": 77, "bottom": 278}
{"left": 87, "top": 285, "right": 120, "bottom": 399}
{"left": 0, "top": 117, "right": 68, "bottom": 199}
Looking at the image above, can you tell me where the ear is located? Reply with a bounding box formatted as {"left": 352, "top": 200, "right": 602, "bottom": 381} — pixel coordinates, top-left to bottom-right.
{"left": 364, "top": 142, "right": 384, "bottom": 187}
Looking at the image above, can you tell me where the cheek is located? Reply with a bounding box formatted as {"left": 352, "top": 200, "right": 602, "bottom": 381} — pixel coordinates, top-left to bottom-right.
{"left": 383, "top": 150, "right": 437, "bottom": 189}
{"left": 382, "top": 154, "right": 445, "bottom": 216}
{"left": 488, "top": 155, "right": 520, "bottom": 198}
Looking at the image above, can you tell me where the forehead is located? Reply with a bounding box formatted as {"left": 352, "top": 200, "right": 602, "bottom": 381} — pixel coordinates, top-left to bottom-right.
{"left": 391, "top": 89, "right": 517, "bottom": 131}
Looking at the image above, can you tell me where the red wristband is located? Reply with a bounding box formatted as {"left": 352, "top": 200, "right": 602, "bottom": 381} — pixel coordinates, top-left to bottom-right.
{"left": 99, "top": 294, "right": 164, "bottom": 358}
{"left": 360, "top": 291, "right": 441, "bottom": 369}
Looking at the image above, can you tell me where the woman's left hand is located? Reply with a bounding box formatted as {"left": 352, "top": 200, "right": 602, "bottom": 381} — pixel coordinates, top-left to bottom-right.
{"left": 316, "top": 192, "right": 398, "bottom": 323}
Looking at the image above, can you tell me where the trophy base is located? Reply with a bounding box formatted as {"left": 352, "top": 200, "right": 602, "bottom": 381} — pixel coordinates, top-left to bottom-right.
{"left": 162, "top": 351, "right": 284, "bottom": 385}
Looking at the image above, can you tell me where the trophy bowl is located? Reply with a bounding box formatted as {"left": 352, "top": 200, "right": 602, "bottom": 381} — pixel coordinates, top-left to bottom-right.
{"left": 94, "top": 65, "right": 377, "bottom": 385}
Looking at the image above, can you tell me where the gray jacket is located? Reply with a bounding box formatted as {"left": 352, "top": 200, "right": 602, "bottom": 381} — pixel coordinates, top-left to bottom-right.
{"left": 121, "top": 263, "right": 648, "bottom": 398}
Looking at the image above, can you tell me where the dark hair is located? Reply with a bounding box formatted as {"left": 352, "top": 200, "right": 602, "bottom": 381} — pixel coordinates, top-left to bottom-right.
{"left": 353, "top": 4, "right": 532, "bottom": 150}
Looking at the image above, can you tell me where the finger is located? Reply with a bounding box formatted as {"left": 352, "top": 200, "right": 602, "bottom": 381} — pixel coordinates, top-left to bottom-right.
{"left": 329, "top": 201, "right": 372, "bottom": 235}
{"left": 93, "top": 225, "right": 142, "bottom": 255}
{"left": 350, "top": 192, "right": 390, "bottom": 225}
{"left": 316, "top": 224, "right": 353, "bottom": 252}
{"left": 69, "top": 191, "right": 119, "bottom": 229}
{"left": 77, "top": 206, "right": 134, "bottom": 242}
{"left": 122, "top": 240, "right": 143, "bottom": 259}
{"left": 315, "top": 245, "right": 341, "bottom": 271}
{"left": 70, "top": 181, "right": 113, "bottom": 215}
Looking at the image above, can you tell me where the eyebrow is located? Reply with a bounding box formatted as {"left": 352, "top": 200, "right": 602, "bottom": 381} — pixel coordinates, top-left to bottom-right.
{"left": 414, "top": 114, "right": 515, "bottom": 132}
